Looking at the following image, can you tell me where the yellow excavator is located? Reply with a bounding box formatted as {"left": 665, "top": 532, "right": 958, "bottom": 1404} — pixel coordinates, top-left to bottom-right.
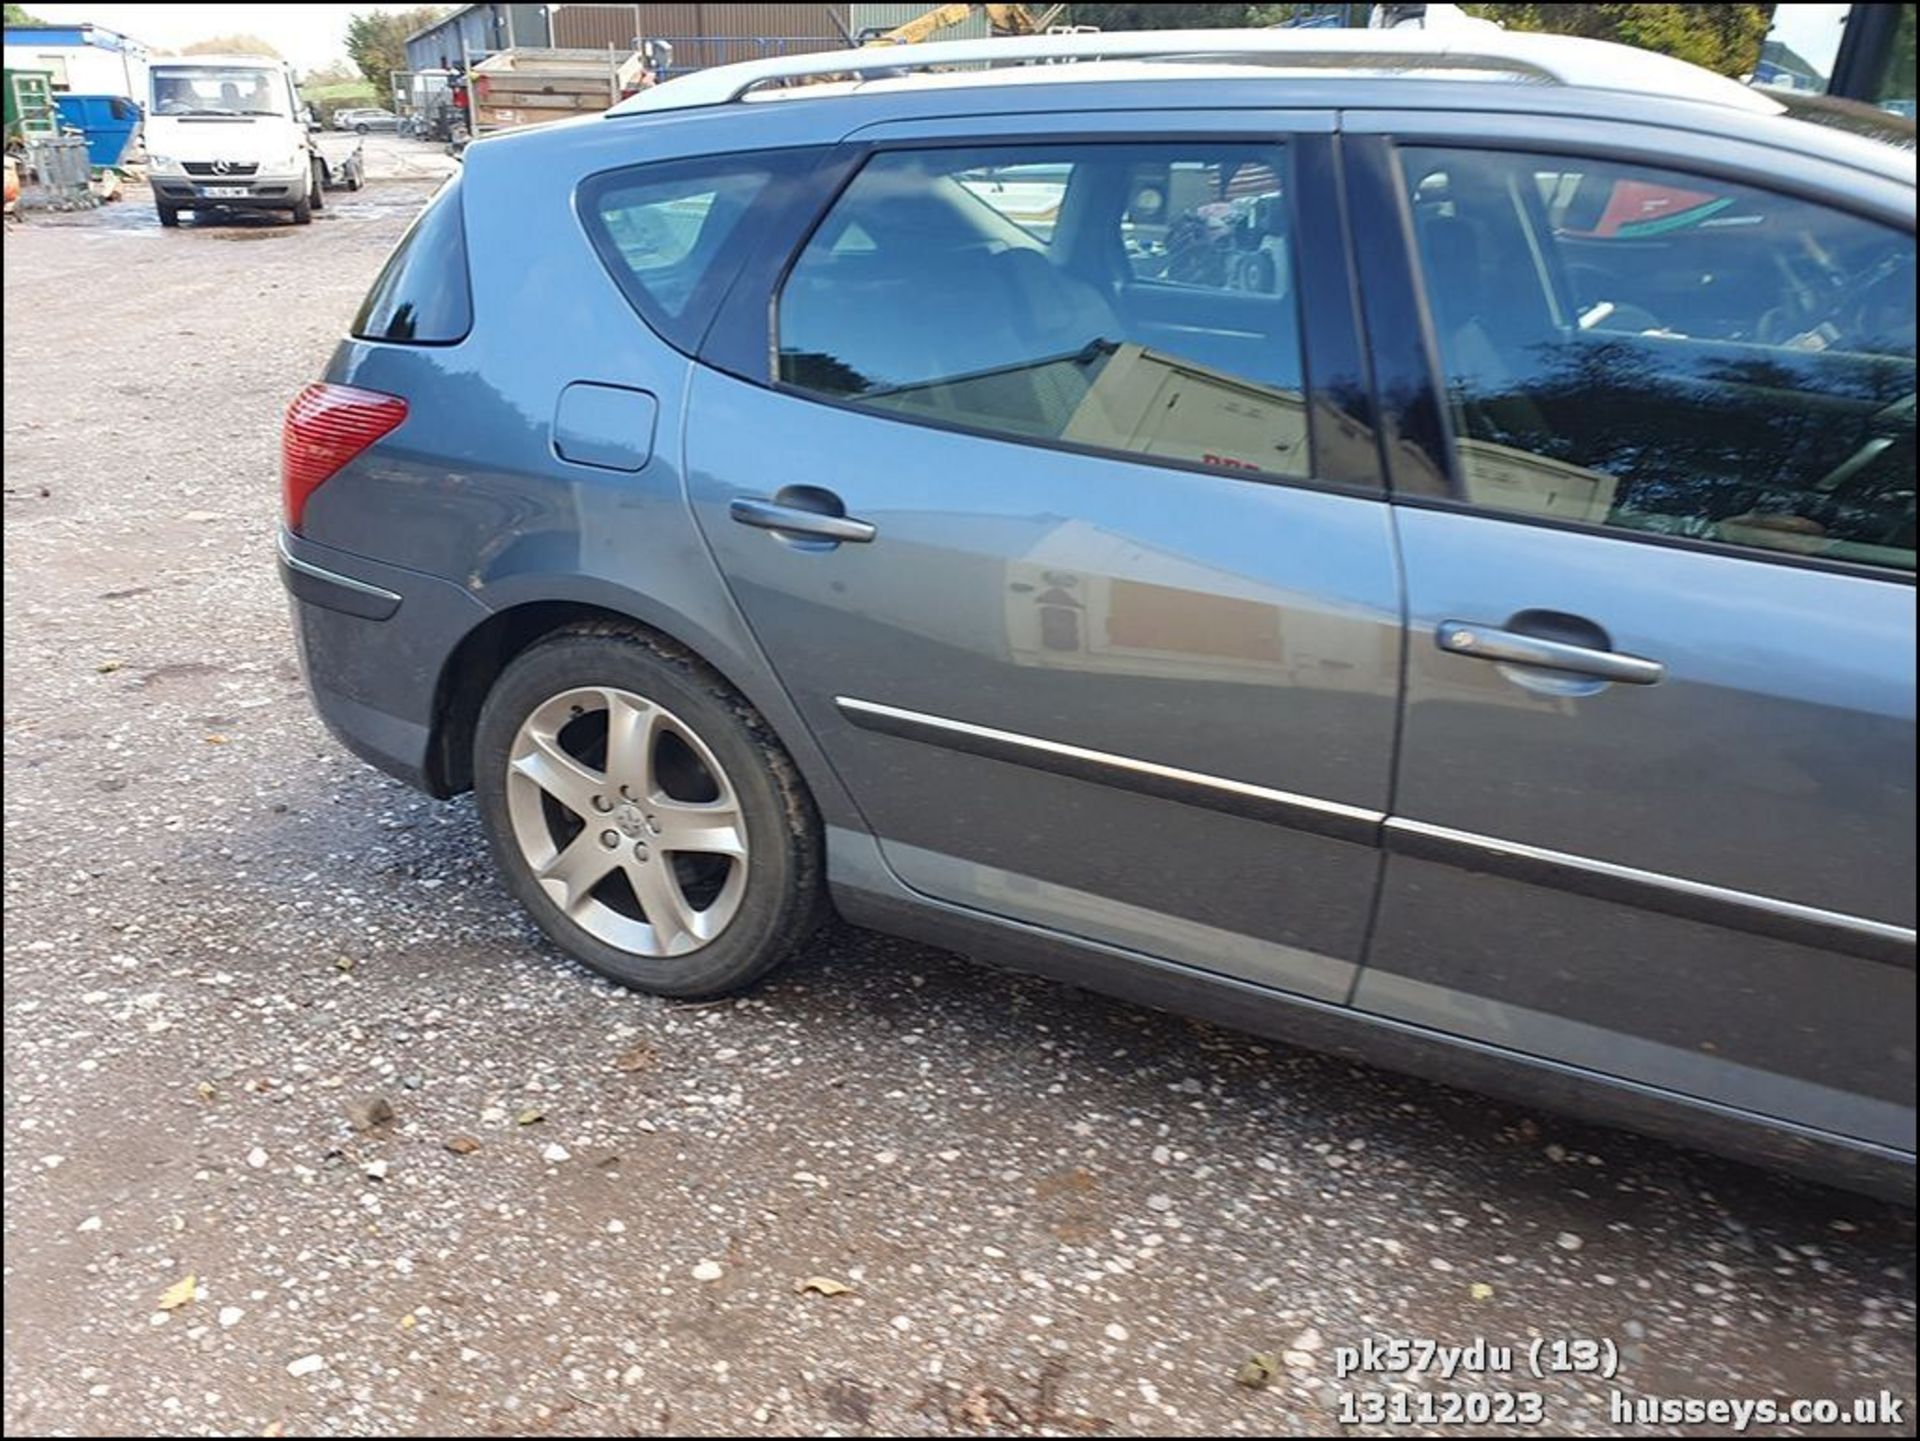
{"left": 853, "top": 4, "right": 1076, "bottom": 46}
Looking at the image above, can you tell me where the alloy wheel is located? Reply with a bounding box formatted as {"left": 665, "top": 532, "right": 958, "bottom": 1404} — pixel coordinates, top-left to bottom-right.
{"left": 505, "top": 686, "right": 749, "bottom": 956}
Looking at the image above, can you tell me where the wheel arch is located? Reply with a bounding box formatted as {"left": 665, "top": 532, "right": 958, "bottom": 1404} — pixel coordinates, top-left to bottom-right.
{"left": 425, "top": 583, "right": 861, "bottom": 832}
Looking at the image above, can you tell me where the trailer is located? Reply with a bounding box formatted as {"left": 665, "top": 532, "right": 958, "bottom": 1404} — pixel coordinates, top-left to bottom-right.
{"left": 459, "top": 40, "right": 668, "bottom": 146}
{"left": 312, "top": 130, "right": 364, "bottom": 193}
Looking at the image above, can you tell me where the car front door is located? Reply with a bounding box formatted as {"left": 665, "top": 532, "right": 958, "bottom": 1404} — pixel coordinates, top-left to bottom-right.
{"left": 1344, "top": 126, "right": 1917, "bottom": 1151}
{"left": 670, "top": 116, "right": 1401, "bottom": 1002}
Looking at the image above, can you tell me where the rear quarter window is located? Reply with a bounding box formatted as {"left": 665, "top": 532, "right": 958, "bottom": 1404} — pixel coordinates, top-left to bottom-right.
{"left": 579, "top": 149, "right": 821, "bottom": 355}
{"left": 352, "top": 174, "right": 473, "bottom": 344}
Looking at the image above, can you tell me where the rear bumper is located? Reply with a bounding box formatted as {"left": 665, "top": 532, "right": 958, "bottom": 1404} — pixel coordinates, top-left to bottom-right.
{"left": 278, "top": 530, "right": 490, "bottom": 794}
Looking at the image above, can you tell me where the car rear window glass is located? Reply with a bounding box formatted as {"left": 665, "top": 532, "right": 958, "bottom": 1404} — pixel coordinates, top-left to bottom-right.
{"left": 351, "top": 173, "right": 473, "bottom": 344}
{"left": 580, "top": 150, "right": 817, "bottom": 356}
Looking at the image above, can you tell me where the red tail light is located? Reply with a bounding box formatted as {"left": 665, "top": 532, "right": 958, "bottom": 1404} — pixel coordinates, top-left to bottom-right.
{"left": 282, "top": 382, "right": 407, "bottom": 532}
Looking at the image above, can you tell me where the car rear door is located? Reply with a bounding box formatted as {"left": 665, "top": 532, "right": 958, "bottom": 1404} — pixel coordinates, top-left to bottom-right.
{"left": 1341, "top": 119, "right": 1917, "bottom": 1151}
{"left": 665, "top": 112, "right": 1402, "bottom": 1001}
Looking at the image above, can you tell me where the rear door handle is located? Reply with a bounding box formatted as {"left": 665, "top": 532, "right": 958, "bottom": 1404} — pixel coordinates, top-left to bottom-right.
{"left": 1437, "top": 621, "right": 1665, "bottom": 685}
{"left": 729, "top": 498, "right": 876, "bottom": 544}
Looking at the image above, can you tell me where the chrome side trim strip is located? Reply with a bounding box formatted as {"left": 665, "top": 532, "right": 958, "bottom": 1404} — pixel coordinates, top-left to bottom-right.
{"left": 277, "top": 532, "right": 404, "bottom": 603}
{"left": 1386, "top": 818, "right": 1916, "bottom": 969}
{"left": 832, "top": 696, "right": 1913, "bottom": 969}
{"left": 834, "top": 695, "right": 1384, "bottom": 847}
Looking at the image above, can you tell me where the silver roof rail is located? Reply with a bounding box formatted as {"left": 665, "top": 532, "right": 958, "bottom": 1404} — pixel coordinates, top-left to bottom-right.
{"left": 608, "top": 27, "right": 1776, "bottom": 117}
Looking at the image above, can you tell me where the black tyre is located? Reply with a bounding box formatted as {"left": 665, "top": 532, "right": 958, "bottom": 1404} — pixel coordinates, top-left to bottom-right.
{"left": 157, "top": 201, "right": 180, "bottom": 228}
{"left": 309, "top": 161, "right": 325, "bottom": 210}
{"left": 473, "top": 625, "right": 824, "bottom": 998}
{"left": 354, "top": 122, "right": 369, "bottom": 135}
{"left": 291, "top": 188, "right": 312, "bottom": 225}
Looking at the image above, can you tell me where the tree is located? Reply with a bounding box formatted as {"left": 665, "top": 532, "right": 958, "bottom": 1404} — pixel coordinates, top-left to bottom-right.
{"left": 1460, "top": 4, "right": 1772, "bottom": 78}
{"left": 345, "top": 6, "right": 448, "bottom": 87}
{"left": 301, "top": 59, "right": 361, "bottom": 89}
{"left": 4, "top": 3, "right": 43, "bottom": 23}
{"left": 181, "top": 34, "right": 282, "bottom": 58}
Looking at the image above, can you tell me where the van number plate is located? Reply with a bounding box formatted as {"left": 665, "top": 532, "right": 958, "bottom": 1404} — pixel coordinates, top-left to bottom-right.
{"left": 200, "top": 185, "right": 250, "bottom": 197}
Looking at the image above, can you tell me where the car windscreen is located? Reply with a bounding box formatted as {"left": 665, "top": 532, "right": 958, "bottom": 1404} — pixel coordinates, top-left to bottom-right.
{"left": 151, "top": 66, "right": 285, "bottom": 118}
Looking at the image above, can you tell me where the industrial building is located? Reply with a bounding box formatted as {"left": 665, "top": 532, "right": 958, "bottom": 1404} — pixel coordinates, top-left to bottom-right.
{"left": 404, "top": 4, "right": 869, "bottom": 75}
{"left": 2, "top": 21, "right": 147, "bottom": 99}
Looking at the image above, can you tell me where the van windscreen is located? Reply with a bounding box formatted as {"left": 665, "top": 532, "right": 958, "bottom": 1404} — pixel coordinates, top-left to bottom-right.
{"left": 151, "top": 67, "right": 284, "bottom": 118}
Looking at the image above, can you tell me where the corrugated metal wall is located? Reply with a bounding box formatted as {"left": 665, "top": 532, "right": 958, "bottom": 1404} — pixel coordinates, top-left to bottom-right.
{"left": 409, "top": 3, "right": 852, "bottom": 74}
{"left": 407, "top": 5, "right": 516, "bottom": 71}
{"left": 552, "top": 4, "right": 850, "bottom": 70}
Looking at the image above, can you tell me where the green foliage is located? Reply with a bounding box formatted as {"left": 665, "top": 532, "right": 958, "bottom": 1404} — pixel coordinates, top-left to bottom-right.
{"left": 345, "top": 6, "right": 447, "bottom": 88}
{"left": 301, "top": 81, "right": 379, "bottom": 125}
{"left": 301, "top": 59, "right": 361, "bottom": 89}
{"left": 1460, "top": 4, "right": 1772, "bottom": 77}
{"left": 4, "top": 3, "right": 43, "bottom": 25}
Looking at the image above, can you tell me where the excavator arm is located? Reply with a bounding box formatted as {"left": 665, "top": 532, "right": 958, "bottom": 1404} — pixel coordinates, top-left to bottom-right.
{"left": 857, "top": 4, "right": 1070, "bottom": 46}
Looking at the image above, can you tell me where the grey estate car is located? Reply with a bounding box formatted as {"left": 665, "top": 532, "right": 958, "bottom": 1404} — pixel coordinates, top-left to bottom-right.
{"left": 278, "top": 30, "right": 1917, "bottom": 1197}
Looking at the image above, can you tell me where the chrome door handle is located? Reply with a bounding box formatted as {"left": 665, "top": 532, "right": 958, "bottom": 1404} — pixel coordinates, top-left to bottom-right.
{"left": 1437, "top": 621, "right": 1665, "bottom": 685}
{"left": 729, "top": 498, "right": 876, "bottom": 544}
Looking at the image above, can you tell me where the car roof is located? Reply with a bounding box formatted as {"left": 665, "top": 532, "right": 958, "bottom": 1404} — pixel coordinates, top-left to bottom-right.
{"left": 469, "top": 31, "right": 1914, "bottom": 199}
{"left": 611, "top": 29, "right": 1774, "bottom": 118}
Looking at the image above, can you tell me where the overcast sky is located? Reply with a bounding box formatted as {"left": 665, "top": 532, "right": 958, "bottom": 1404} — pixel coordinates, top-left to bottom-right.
{"left": 24, "top": 3, "right": 414, "bottom": 70}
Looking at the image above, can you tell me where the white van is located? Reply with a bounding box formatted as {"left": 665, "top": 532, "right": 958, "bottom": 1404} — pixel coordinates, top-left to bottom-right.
{"left": 145, "top": 55, "right": 322, "bottom": 227}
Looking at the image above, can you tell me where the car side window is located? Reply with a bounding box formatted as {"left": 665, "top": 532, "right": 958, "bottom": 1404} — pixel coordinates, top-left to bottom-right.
{"left": 1402, "top": 145, "right": 1916, "bottom": 573}
{"left": 582, "top": 150, "right": 821, "bottom": 355}
{"left": 776, "top": 143, "right": 1312, "bottom": 480}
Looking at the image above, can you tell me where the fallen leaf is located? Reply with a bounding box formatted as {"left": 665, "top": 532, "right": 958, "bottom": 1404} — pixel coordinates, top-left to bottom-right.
{"left": 515, "top": 1107, "right": 545, "bottom": 1126}
{"left": 444, "top": 1135, "right": 482, "bottom": 1155}
{"left": 157, "top": 1274, "right": 197, "bottom": 1311}
{"left": 1234, "top": 1353, "right": 1279, "bottom": 1390}
{"left": 615, "top": 1043, "right": 657, "bottom": 1073}
{"left": 194, "top": 1081, "right": 217, "bottom": 1102}
{"left": 261, "top": 1423, "right": 285, "bottom": 1438}
{"left": 96, "top": 660, "right": 124, "bottom": 674}
{"left": 399, "top": 1313, "right": 417, "bottom": 1330}
{"left": 795, "top": 1275, "right": 853, "bottom": 1297}
{"left": 1469, "top": 1281, "right": 1495, "bottom": 1301}
{"left": 333, "top": 955, "right": 357, "bottom": 972}
{"left": 205, "top": 735, "right": 229, "bottom": 745}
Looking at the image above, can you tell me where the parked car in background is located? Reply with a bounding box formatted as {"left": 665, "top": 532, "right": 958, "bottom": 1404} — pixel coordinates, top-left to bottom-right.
{"left": 334, "top": 107, "right": 398, "bottom": 133}
{"left": 279, "top": 30, "right": 1917, "bottom": 1198}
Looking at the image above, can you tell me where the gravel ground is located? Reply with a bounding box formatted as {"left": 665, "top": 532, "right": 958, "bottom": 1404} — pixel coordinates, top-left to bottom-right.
{"left": 3, "top": 155, "right": 1915, "bottom": 1439}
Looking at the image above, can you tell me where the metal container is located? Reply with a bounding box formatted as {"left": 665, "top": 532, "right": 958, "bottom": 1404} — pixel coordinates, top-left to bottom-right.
{"left": 23, "top": 133, "right": 94, "bottom": 207}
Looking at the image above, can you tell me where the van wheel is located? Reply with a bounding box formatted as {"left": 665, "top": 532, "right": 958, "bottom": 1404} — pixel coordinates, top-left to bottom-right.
{"left": 291, "top": 189, "right": 312, "bottom": 225}
{"left": 473, "top": 626, "right": 825, "bottom": 998}
{"left": 157, "top": 201, "right": 180, "bottom": 228}
{"left": 309, "top": 161, "right": 325, "bottom": 210}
